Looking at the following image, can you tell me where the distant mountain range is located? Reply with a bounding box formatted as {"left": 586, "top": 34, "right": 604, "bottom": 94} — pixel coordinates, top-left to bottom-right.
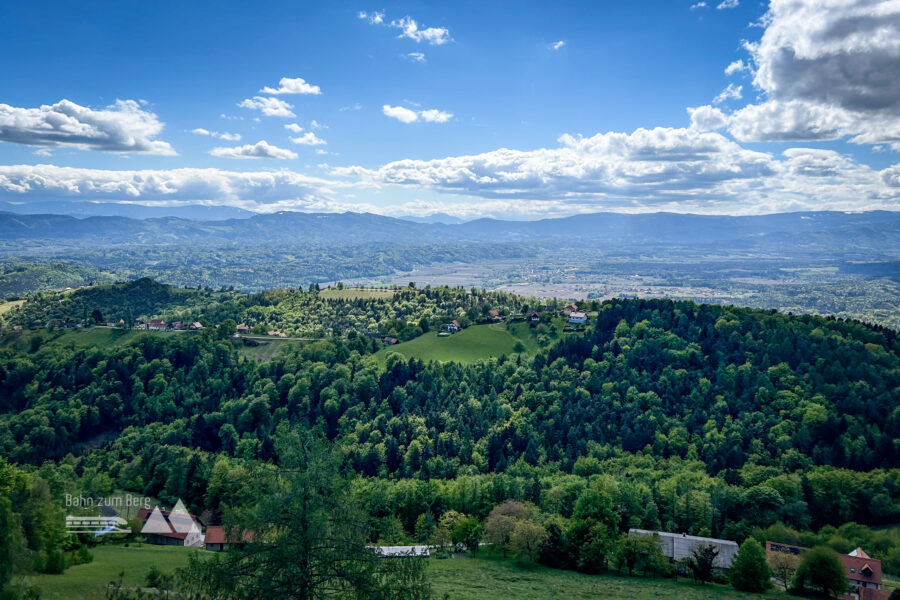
{"left": 2, "top": 209, "right": 899, "bottom": 257}
{"left": 0, "top": 200, "right": 255, "bottom": 221}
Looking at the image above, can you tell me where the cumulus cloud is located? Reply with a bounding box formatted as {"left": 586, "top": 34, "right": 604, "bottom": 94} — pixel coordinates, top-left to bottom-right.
{"left": 690, "top": 2, "right": 707, "bottom": 9}
{"left": 289, "top": 132, "right": 326, "bottom": 146}
{"left": 383, "top": 105, "right": 453, "bottom": 123}
{"left": 259, "top": 76, "right": 322, "bottom": 95}
{"left": 0, "top": 99, "right": 175, "bottom": 155}
{"left": 728, "top": 0, "right": 900, "bottom": 149}
{"left": 717, "top": 0, "right": 739, "bottom": 9}
{"left": 238, "top": 96, "right": 295, "bottom": 118}
{"left": 551, "top": 41, "right": 565, "bottom": 50}
{"left": 192, "top": 128, "right": 241, "bottom": 141}
{"left": 210, "top": 140, "right": 298, "bottom": 159}
{"left": 406, "top": 52, "right": 426, "bottom": 62}
{"left": 688, "top": 105, "right": 729, "bottom": 131}
{"left": 331, "top": 126, "right": 900, "bottom": 213}
{"left": 284, "top": 123, "right": 304, "bottom": 133}
{"left": 0, "top": 164, "right": 347, "bottom": 212}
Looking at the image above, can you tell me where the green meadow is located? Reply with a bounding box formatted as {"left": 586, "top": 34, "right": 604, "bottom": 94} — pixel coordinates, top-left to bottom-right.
{"left": 27, "top": 544, "right": 793, "bottom": 600}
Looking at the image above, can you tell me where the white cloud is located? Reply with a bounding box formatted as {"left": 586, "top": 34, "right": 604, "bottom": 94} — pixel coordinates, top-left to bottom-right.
{"left": 551, "top": 41, "right": 565, "bottom": 50}
{"left": 358, "top": 10, "right": 384, "bottom": 25}
{"left": 391, "top": 16, "right": 450, "bottom": 45}
{"left": 690, "top": 2, "right": 707, "bottom": 9}
{"left": 339, "top": 103, "right": 362, "bottom": 112}
{"left": 383, "top": 105, "right": 420, "bottom": 124}
{"left": 729, "top": 0, "right": 900, "bottom": 149}
{"left": 290, "top": 132, "right": 326, "bottom": 146}
{"left": 0, "top": 164, "right": 347, "bottom": 212}
{"left": 713, "top": 83, "right": 742, "bottom": 104}
{"left": 406, "top": 52, "right": 426, "bottom": 62}
{"left": 688, "top": 105, "right": 729, "bottom": 131}
{"left": 724, "top": 59, "right": 748, "bottom": 75}
{"left": 717, "top": 0, "right": 738, "bottom": 9}
{"left": 284, "top": 123, "right": 304, "bottom": 133}
{"left": 331, "top": 126, "right": 900, "bottom": 213}
{"left": 360, "top": 11, "right": 450, "bottom": 45}
{"left": 238, "top": 96, "right": 296, "bottom": 118}
{"left": 310, "top": 120, "right": 325, "bottom": 129}
{"left": 192, "top": 128, "right": 241, "bottom": 141}
{"left": 383, "top": 104, "right": 453, "bottom": 124}
{"left": 0, "top": 99, "right": 175, "bottom": 155}
{"left": 210, "top": 140, "right": 298, "bottom": 159}
{"left": 259, "top": 76, "right": 322, "bottom": 95}
{"left": 419, "top": 109, "right": 453, "bottom": 123}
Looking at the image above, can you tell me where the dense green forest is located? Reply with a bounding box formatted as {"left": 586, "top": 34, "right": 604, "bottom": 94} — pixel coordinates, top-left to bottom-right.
{"left": 2, "top": 292, "right": 900, "bottom": 596}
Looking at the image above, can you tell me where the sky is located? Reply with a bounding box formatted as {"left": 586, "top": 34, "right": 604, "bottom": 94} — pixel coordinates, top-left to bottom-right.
{"left": 1, "top": 0, "right": 899, "bottom": 219}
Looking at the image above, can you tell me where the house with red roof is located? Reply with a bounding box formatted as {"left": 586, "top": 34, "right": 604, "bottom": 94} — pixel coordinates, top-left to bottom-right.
{"left": 765, "top": 542, "right": 885, "bottom": 599}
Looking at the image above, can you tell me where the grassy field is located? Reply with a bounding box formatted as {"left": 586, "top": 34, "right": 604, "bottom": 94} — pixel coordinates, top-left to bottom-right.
{"left": 373, "top": 322, "right": 533, "bottom": 365}
{"left": 372, "top": 317, "right": 582, "bottom": 366}
{"left": 54, "top": 327, "right": 187, "bottom": 348}
{"left": 26, "top": 544, "right": 198, "bottom": 600}
{"left": 235, "top": 338, "right": 301, "bottom": 361}
{"left": 28, "top": 545, "right": 787, "bottom": 600}
{"left": 319, "top": 287, "right": 397, "bottom": 300}
{"left": 0, "top": 299, "right": 24, "bottom": 315}
{"left": 429, "top": 553, "right": 785, "bottom": 600}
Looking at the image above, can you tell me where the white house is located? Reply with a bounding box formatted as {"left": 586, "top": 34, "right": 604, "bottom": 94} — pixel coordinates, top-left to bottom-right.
{"left": 568, "top": 311, "right": 587, "bottom": 324}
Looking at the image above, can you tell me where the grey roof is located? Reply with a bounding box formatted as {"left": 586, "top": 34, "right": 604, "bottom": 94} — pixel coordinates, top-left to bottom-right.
{"left": 629, "top": 529, "right": 739, "bottom": 568}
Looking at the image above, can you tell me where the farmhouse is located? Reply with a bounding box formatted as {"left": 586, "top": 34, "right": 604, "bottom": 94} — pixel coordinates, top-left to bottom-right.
{"left": 267, "top": 330, "right": 287, "bottom": 338}
{"left": 629, "top": 529, "right": 738, "bottom": 569}
{"left": 488, "top": 309, "right": 502, "bottom": 321}
{"left": 447, "top": 320, "right": 461, "bottom": 333}
{"left": 204, "top": 525, "right": 254, "bottom": 552}
{"left": 568, "top": 311, "right": 588, "bottom": 324}
{"left": 562, "top": 302, "right": 579, "bottom": 316}
{"left": 765, "top": 542, "right": 885, "bottom": 597}
{"left": 137, "top": 507, "right": 204, "bottom": 547}
{"left": 236, "top": 325, "right": 251, "bottom": 334}
{"left": 526, "top": 310, "right": 541, "bottom": 322}
{"left": 148, "top": 319, "right": 166, "bottom": 331}
{"left": 191, "top": 321, "right": 204, "bottom": 330}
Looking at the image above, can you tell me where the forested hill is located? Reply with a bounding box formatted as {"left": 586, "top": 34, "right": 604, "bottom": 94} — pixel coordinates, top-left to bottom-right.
{"left": 1, "top": 297, "right": 899, "bottom": 536}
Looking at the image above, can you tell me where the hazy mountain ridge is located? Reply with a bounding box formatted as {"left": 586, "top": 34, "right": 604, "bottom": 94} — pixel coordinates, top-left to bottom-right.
{"left": 2, "top": 210, "right": 899, "bottom": 255}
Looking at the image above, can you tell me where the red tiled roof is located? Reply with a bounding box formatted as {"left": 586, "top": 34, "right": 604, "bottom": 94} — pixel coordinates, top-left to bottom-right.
{"left": 766, "top": 542, "right": 882, "bottom": 587}
{"left": 839, "top": 553, "right": 882, "bottom": 585}
{"left": 205, "top": 525, "right": 254, "bottom": 544}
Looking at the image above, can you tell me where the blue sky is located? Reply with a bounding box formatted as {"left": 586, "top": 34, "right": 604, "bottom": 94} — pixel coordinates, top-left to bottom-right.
{"left": 1, "top": 0, "right": 899, "bottom": 218}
